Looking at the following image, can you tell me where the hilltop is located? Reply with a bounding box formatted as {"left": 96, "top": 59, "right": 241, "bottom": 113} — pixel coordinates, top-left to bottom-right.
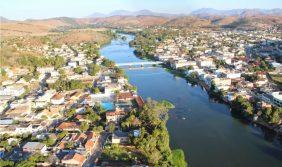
{"left": 1, "top": 8, "right": 282, "bottom": 37}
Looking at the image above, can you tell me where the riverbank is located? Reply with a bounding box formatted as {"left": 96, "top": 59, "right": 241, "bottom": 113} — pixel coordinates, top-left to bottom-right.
{"left": 136, "top": 53, "right": 282, "bottom": 136}
{"left": 101, "top": 33, "right": 282, "bottom": 167}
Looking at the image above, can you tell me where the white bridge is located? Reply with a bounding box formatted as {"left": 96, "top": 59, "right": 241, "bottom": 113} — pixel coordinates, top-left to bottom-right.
{"left": 116, "top": 61, "right": 163, "bottom": 67}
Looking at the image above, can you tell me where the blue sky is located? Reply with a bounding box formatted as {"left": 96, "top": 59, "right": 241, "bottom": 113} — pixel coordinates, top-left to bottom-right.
{"left": 1, "top": 0, "right": 282, "bottom": 20}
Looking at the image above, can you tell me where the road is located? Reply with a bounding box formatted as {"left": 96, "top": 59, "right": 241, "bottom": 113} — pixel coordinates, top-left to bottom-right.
{"left": 83, "top": 132, "right": 110, "bottom": 167}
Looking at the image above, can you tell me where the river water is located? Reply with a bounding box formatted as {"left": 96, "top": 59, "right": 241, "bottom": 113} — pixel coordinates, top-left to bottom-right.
{"left": 100, "top": 34, "right": 282, "bottom": 167}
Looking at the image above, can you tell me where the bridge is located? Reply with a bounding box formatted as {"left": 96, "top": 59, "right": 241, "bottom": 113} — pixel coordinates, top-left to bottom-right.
{"left": 116, "top": 61, "right": 163, "bottom": 67}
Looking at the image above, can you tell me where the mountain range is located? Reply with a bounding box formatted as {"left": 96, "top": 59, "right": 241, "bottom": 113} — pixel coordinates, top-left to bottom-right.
{"left": 88, "top": 8, "right": 282, "bottom": 18}
{"left": 1, "top": 8, "right": 281, "bottom": 36}
{"left": 88, "top": 9, "right": 183, "bottom": 18}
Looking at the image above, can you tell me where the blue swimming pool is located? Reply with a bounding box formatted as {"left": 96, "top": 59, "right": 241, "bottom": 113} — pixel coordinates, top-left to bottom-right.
{"left": 101, "top": 102, "right": 114, "bottom": 111}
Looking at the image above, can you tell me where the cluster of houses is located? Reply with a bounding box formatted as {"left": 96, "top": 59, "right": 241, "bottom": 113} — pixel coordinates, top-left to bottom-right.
{"left": 154, "top": 29, "right": 282, "bottom": 121}
{"left": 0, "top": 40, "right": 144, "bottom": 166}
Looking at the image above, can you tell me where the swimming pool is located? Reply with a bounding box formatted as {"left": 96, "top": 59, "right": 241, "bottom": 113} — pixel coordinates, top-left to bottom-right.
{"left": 101, "top": 102, "right": 114, "bottom": 111}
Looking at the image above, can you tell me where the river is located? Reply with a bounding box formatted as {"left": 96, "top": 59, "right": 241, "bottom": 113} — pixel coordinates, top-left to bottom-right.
{"left": 100, "top": 34, "right": 282, "bottom": 167}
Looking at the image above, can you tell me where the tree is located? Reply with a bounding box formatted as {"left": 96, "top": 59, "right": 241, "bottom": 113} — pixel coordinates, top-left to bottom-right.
{"left": 43, "top": 137, "right": 56, "bottom": 147}
{"left": 130, "top": 99, "right": 181, "bottom": 166}
{"left": 57, "top": 131, "right": 68, "bottom": 140}
{"left": 87, "top": 112, "right": 101, "bottom": 123}
{"left": 16, "top": 153, "right": 46, "bottom": 167}
{"left": 88, "top": 64, "right": 100, "bottom": 76}
{"left": 114, "top": 67, "right": 125, "bottom": 78}
{"left": 102, "top": 59, "right": 115, "bottom": 68}
{"left": 108, "top": 122, "right": 116, "bottom": 133}
{"left": 231, "top": 96, "right": 253, "bottom": 118}
{"left": 74, "top": 67, "right": 84, "bottom": 74}
{"left": 65, "top": 141, "right": 74, "bottom": 149}
{"left": 171, "top": 149, "right": 187, "bottom": 167}
{"left": 80, "top": 122, "right": 89, "bottom": 132}
{"left": 0, "top": 159, "right": 14, "bottom": 167}
{"left": 93, "top": 126, "right": 103, "bottom": 133}
{"left": 66, "top": 108, "right": 76, "bottom": 118}
{"left": 92, "top": 87, "right": 100, "bottom": 94}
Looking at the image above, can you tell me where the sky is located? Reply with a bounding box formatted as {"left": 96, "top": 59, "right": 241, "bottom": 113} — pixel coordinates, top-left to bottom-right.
{"left": 1, "top": 0, "right": 282, "bottom": 20}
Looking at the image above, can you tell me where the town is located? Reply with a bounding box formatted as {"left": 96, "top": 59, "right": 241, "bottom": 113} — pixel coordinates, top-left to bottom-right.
{"left": 0, "top": 35, "right": 149, "bottom": 166}
{"left": 132, "top": 27, "right": 282, "bottom": 131}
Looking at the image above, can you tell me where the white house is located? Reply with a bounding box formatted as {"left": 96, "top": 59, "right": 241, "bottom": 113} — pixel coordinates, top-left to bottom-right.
{"left": 51, "top": 94, "right": 65, "bottom": 105}
{"left": 0, "top": 85, "right": 25, "bottom": 97}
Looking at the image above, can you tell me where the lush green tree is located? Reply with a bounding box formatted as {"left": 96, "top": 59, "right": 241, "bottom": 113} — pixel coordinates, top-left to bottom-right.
{"left": 66, "top": 108, "right": 76, "bottom": 118}
{"left": 65, "top": 141, "right": 74, "bottom": 149}
{"left": 16, "top": 153, "right": 47, "bottom": 167}
{"left": 88, "top": 64, "right": 100, "bottom": 76}
{"left": 93, "top": 126, "right": 103, "bottom": 133}
{"left": 73, "top": 67, "right": 84, "bottom": 74}
{"left": 80, "top": 122, "right": 89, "bottom": 132}
{"left": 0, "top": 159, "right": 14, "bottom": 167}
{"left": 50, "top": 79, "right": 85, "bottom": 91}
{"left": 171, "top": 149, "right": 187, "bottom": 167}
{"left": 43, "top": 137, "right": 56, "bottom": 147}
{"left": 263, "top": 107, "right": 282, "bottom": 125}
{"left": 101, "top": 59, "right": 115, "bottom": 68}
{"left": 92, "top": 87, "right": 101, "bottom": 94}
{"left": 87, "top": 112, "right": 101, "bottom": 123}
{"left": 231, "top": 96, "right": 253, "bottom": 118}
{"left": 108, "top": 122, "right": 116, "bottom": 133}
{"left": 130, "top": 99, "right": 180, "bottom": 166}
{"left": 114, "top": 67, "right": 125, "bottom": 78}
{"left": 57, "top": 131, "right": 68, "bottom": 140}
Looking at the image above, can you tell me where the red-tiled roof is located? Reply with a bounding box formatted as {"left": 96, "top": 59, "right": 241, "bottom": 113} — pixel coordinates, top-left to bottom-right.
{"left": 85, "top": 140, "right": 94, "bottom": 151}
{"left": 106, "top": 109, "right": 125, "bottom": 116}
{"left": 135, "top": 96, "right": 144, "bottom": 108}
{"left": 57, "top": 122, "right": 79, "bottom": 130}
{"left": 52, "top": 93, "right": 64, "bottom": 100}
{"left": 116, "top": 92, "right": 134, "bottom": 101}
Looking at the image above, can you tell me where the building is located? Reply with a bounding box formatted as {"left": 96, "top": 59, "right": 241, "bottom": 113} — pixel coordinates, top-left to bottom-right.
{"left": 106, "top": 109, "right": 126, "bottom": 123}
{"left": 111, "top": 131, "right": 129, "bottom": 144}
{"left": 51, "top": 94, "right": 65, "bottom": 105}
{"left": 61, "top": 153, "right": 85, "bottom": 167}
{"left": 0, "top": 85, "right": 25, "bottom": 97}
{"left": 272, "top": 92, "right": 282, "bottom": 107}
{"left": 116, "top": 92, "right": 135, "bottom": 102}
{"left": 57, "top": 122, "right": 80, "bottom": 132}
{"left": 22, "top": 142, "right": 47, "bottom": 154}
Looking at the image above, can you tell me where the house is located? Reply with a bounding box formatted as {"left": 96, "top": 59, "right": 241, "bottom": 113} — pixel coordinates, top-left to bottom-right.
{"left": 106, "top": 109, "right": 126, "bottom": 123}
{"left": 67, "top": 61, "right": 77, "bottom": 68}
{"left": 57, "top": 122, "right": 80, "bottom": 132}
{"left": 61, "top": 152, "right": 85, "bottom": 167}
{"left": 104, "top": 84, "right": 122, "bottom": 95}
{"left": 22, "top": 142, "right": 47, "bottom": 154}
{"left": 111, "top": 131, "right": 129, "bottom": 144}
{"left": 36, "top": 108, "right": 62, "bottom": 120}
{"left": 272, "top": 92, "right": 282, "bottom": 107}
{"left": 116, "top": 92, "right": 135, "bottom": 102}
{"left": 212, "top": 78, "right": 232, "bottom": 91}
{"left": 75, "top": 115, "right": 89, "bottom": 123}
{"left": 51, "top": 94, "right": 65, "bottom": 105}
{"left": 85, "top": 140, "right": 95, "bottom": 154}
{"left": 37, "top": 67, "right": 55, "bottom": 74}
{"left": 72, "top": 133, "right": 87, "bottom": 144}
{"left": 222, "top": 72, "right": 241, "bottom": 79}
{"left": 5, "top": 105, "right": 31, "bottom": 119}
{"left": 0, "top": 85, "right": 25, "bottom": 97}
{"left": 197, "top": 57, "right": 214, "bottom": 67}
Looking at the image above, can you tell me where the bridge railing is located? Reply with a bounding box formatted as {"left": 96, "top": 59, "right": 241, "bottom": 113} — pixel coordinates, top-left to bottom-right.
{"left": 116, "top": 61, "right": 163, "bottom": 67}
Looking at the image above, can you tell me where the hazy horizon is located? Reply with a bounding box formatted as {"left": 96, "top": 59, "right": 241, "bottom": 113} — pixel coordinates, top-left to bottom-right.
{"left": 1, "top": 0, "right": 282, "bottom": 20}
